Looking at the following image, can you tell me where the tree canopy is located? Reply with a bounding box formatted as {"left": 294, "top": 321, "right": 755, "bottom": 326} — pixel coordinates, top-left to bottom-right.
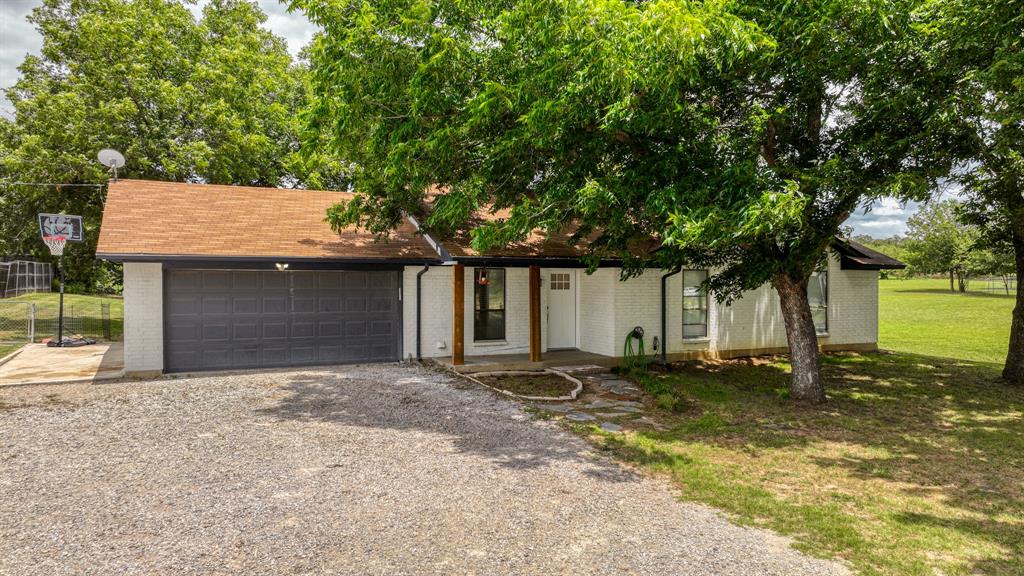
{"left": 927, "top": 0, "right": 1024, "bottom": 382}
{"left": 297, "top": 0, "right": 964, "bottom": 401}
{"left": 0, "top": 0, "right": 340, "bottom": 290}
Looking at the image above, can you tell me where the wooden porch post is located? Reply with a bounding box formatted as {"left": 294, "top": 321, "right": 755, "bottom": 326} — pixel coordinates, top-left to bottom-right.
{"left": 529, "top": 265, "right": 542, "bottom": 362}
{"left": 452, "top": 263, "right": 465, "bottom": 366}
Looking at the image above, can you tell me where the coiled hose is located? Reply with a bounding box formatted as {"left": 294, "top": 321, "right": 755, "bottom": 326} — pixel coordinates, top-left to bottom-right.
{"left": 623, "top": 326, "right": 648, "bottom": 372}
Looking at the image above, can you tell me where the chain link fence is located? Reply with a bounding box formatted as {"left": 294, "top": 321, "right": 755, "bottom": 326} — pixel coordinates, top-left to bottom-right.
{"left": 1, "top": 299, "right": 116, "bottom": 345}
{"left": 34, "top": 305, "right": 86, "bottom": 341}
{"left": 0, "top": 301, "right": 36, "bottom": 345}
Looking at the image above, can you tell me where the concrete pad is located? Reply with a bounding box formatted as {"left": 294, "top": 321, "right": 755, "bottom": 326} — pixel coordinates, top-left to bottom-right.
{"left": 0, "top": 343, "right": 124, "bottom": 386}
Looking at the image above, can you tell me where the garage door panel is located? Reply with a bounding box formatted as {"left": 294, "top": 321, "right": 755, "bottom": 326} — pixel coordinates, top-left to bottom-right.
{"left": 203, "top": 271, "right": 232, "bottom": 290}
{"left": 293, "top": 297, "right": 316, "bottom": 313}
{"left": 167, "top": 295, "right": 199, "bottom": 316}
{"left": 165, "top": 270, "right": 401, "bottom": 372}
{"left": 318, "top": 297, "right": 342, "bottom": 313}
{"left": 263, "top": 321, "right": 288, "bottom": 339}
{"left": 292, "top": 321, "right": 315, "bottom": 338}
{"left": 233, "top": 322, "right": 259, "bottom": 340}
{"left": 233, "top": 272, "right": 260, "bottom": 289}
{"left": 233, "top": 297, "right": 259, "bottom": 314}
{"left": 233, "top": 348, "right": 259, "bottom": 366}
{"left": 262, "top": 346, "right": 290, "bottom": 365}
{"left": 203, "top": 296, "right": 230, "bottom": 314}
{"left": 202, "top": 323, "right": 230, "bottom": 341}
{"left": 262, "top": 296, "right": 287, "bottom": 313}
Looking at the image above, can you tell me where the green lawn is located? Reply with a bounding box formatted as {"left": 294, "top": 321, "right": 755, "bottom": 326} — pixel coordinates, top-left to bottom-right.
{"left": 879, "top": 278, "right": 1012, "bottom": 365}
{"left": 0, "top": 343, "right": 22, "bottom": 358}
{"left": 0, "top": 292, "right": 123, "bottom": 343}
{"left": 594, "top": 354, "right": 1022, "bottom": 576}
{"left": 576, "top": 277, "right": 1022, "bottom": 575}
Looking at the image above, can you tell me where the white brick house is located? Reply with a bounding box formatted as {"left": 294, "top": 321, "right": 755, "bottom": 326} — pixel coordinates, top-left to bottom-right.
{"left": 98, "top": 180, "right": 902, "bottom": 375}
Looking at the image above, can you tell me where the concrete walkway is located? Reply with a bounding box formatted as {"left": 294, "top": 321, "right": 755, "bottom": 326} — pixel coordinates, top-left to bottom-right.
{"left": 0, "top": 342, "right": 123, "bottom": 386}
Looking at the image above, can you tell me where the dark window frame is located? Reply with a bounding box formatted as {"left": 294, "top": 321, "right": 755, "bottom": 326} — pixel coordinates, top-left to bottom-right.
{"left": 473, "top": 268, "right": 506, "bottom": 342}
{"left": 682, "top": 269, "right": 709, "bottom": 339}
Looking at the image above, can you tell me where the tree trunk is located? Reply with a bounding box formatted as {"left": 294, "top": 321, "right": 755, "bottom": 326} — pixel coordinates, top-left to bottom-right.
{"left": 773, "top": 273, "right": 827, "bottom": 403}
{"left": 1002, "top": 235, "right": 1024, "bottom": 385}
{"left": 949, "top": 270, "right": 955, "bottom": 292}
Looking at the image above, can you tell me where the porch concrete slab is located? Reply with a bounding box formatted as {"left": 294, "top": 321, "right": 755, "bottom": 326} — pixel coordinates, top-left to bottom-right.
{"left": 0, "top": 343, "right": 124, "bottom": 386}
{"left": 438, "top": 349, "right": 619, "bottom": 374}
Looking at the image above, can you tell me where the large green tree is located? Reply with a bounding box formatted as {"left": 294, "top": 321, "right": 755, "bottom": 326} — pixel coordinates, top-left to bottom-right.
{"left": 930, "top": 0, "right": 1024, "bottom": 383}
{"left": 0, "top": 0, "right": 340, "bottom": 289}
{"left": 298, "top": 0, "right": 962, "bottom": 401}
{"left": 904, "top": 200, "right": 977, "bottom": 292}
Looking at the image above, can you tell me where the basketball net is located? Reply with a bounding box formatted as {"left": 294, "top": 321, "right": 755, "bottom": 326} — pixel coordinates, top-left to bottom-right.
{"left": 43, "top": 235, "right": 67, "bottom": 256}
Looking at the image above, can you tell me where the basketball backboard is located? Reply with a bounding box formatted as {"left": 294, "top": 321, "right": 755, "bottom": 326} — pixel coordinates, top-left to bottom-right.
{"left": 38, "top": 213, "right": 85, "bottom": 242}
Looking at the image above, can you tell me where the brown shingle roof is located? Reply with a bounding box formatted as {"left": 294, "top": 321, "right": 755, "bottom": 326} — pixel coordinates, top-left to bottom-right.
{"left": 97, "top": 180, "right": 438, "bottom": 261}
{"left": 434, "top": 206, "right": 586, "bottom": 259}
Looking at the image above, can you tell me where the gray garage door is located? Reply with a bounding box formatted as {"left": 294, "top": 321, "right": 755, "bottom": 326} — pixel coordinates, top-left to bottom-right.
{"left": 164, "top": 269, "right": 401, "bottom": 372}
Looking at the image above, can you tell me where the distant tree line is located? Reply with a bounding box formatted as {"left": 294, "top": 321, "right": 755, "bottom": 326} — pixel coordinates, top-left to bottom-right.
{"left": 854, "top": 200, "right": 1015, "bottom": 293}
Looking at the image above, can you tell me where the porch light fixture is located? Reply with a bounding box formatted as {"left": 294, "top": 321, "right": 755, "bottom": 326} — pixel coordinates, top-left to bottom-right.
{"left": 477, "top": 266, "right": 490, "bottom": 286}
{"left": 275, "top": 262, "right": 289, "bottom": 272}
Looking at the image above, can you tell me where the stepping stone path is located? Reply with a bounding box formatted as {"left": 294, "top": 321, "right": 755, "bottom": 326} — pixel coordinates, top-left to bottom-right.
{"left": 566, "top": 412, "right": 596, "bottom": 422}
{"left": 528, "top": 370, "right": 654, "bottom": 431}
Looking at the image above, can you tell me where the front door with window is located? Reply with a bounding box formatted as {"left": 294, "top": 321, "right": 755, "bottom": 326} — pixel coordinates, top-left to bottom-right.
{"left": 547, "top": 271, "right": 576, "bottom": 349}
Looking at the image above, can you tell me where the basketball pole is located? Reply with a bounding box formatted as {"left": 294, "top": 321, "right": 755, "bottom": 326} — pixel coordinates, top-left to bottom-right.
{"left": 56, "top": 251, "right": 65, "bottom": 347}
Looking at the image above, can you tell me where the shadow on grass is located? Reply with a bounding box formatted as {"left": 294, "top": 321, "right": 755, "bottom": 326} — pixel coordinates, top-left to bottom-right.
{"left": 890, "top": 287, "right": 1014, "bottom": 300}
{"left": 255, "top": 365, "right": 639, "bottom": 484}
{"left": 616, "top": 352, "right": 1024, "bottom": 575}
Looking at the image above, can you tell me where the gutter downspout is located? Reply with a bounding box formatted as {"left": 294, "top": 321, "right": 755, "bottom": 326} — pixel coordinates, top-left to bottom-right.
{"left": 416, "top": 264, "right": 430, "bottom": 360}
{"left": 660, "top": 268, "right": 681, "bottom": 364}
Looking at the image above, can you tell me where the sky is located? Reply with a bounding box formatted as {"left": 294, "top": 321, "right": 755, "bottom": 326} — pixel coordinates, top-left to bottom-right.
{"left": 0, "top": 0, "right": 920, "bottom": 238}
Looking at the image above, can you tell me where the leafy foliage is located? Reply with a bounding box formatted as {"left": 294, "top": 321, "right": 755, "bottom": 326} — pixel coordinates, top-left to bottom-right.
{"left": 297, "top": 0, "right": 966, "bottom": 399}
{"left": 0, "top": 0, "right": 342, "bottom": 288}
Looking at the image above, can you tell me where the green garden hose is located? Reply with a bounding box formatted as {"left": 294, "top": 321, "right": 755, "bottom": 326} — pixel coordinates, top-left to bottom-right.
{"left": 623, "top": 326, "right": 648, "bottom": 372}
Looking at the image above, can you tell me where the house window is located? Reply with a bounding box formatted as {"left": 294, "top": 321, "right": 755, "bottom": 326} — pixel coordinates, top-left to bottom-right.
{"left": 682, "top": 270, "right": 709, "bottom": 338}
{"left": 474, "top": 268, "right": 506, "bottom": 341}
{"left": 808, "top": 270, "right": 828, "bottom": 334}
{"left": 550, "top": 272, "right": 570, "bottom": 290}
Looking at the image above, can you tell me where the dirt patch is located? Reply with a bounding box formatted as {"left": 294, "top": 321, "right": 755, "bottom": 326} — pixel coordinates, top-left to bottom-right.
{"left": 475, "top": 373, "right": 578, "bottom": 398}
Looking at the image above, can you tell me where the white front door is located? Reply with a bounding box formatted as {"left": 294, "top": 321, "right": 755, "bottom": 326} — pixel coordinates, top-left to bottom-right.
{"left": 547, "top": 270, "right": 577, "bottom": 349}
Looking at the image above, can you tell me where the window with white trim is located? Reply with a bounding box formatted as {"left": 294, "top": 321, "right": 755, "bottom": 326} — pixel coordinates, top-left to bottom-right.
{"left": 682, "top": 270, "right": 709, "bottom": 338}
{"left": 808, "top": 270, "right": 828, "bottom": 335}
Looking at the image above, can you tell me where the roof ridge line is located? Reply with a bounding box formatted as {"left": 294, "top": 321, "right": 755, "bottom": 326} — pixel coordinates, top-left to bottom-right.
{"left": 404, "top": 212, "right": 454, "bottom": 262}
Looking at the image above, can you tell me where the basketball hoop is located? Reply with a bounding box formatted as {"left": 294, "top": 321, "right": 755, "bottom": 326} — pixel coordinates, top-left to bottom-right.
{"left": 43, "top": 235, "right": 67, "bottom": 256}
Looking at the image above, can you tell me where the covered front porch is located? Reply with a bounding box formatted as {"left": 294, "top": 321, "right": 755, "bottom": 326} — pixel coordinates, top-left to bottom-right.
{"left": 442, "top": 262, "right": 614, "bottom": 372}
{"left": 436, "top": 348, "right": 617, "bottom": 374}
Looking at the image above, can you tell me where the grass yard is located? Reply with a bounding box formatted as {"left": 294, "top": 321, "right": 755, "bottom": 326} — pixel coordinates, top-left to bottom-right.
{"left": 879, "top": 278, "right": 1012, "bottom": 365}
{"left": 0, "top": 343, "right": 22, "bottom": 358}
{"left": 0, "top": 292, "right": 123, "bottom": 343}
{"left": 594, "top": 354, "right": 1022, "bottom": 576}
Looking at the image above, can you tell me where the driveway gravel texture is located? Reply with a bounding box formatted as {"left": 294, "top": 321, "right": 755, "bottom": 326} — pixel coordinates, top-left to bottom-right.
{"left": 0, "top": 363, "right": 849, "bottom": 575}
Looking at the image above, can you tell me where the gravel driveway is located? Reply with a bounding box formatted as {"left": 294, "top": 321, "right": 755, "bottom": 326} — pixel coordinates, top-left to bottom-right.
{"left": 0, "top": 364, "right": 848, "bottom": 575}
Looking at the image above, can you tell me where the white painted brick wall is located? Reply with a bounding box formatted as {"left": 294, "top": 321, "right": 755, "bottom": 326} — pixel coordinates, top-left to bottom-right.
{"left": 123, "top": 262, "right": 164, "bottom": 373}
{"left": 403, "top": 265, "right": 547, "bottom": 359}
{"left": 578, "top": 268, "right": 617, "bottom": 356}
{"left": 404, "top": 258, "right": 879, "bottom": 360}
{"left": 402, "top": 266, "right": 451, "bottom": 359}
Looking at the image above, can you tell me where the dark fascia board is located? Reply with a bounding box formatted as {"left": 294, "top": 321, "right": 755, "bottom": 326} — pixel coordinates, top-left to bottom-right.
{"left": 449, "top": 256, "right": 625, "bottom": 268}
{"left": 838, "top": 258, "right": 907, "bottom": 271}
{"left": 97, "top": 253, "right": 441, "bottom": 270}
